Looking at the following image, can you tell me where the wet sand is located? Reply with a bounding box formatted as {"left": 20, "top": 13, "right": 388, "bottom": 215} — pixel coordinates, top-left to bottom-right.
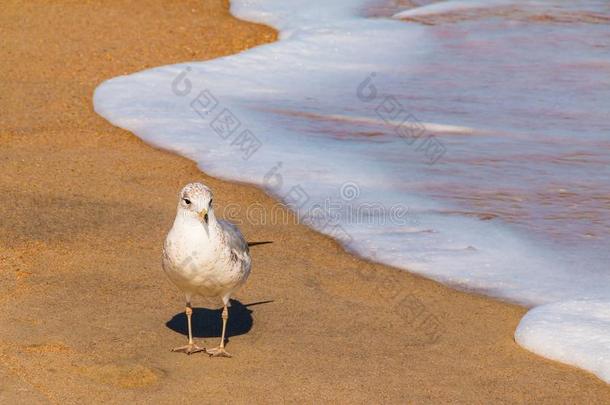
{"left": 1, "top": 0, "right": 608, "bottom": 402}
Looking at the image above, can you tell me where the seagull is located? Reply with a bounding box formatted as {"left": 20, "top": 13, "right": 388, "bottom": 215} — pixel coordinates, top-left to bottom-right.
{"left": 162, "top": 182, "right": 251, "bottom": 357}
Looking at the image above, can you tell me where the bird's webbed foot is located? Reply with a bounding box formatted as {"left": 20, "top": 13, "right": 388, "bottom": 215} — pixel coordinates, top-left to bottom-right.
{"left": 171, "top": 343, "right": 206, "bottom": 355}
{"left": 206, "top": 346, "right": 232, "bottom": 358}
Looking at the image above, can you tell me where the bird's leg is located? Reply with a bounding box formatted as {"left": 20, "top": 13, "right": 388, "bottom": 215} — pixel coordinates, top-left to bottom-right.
{"left": 171, "top": 303, "right": 206, "bottom": 355}
{"left": 207, "top": 305, "right": 232, "bottom": 357}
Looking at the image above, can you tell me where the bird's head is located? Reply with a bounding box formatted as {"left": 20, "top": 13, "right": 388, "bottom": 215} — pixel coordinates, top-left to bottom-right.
{"left": 177, "top": 182, "right": 214, "bottom": 224}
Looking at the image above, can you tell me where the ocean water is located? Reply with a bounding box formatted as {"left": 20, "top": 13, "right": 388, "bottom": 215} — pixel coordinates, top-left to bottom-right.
{"left": 93, "top": 0, "right": 610, "bottom": 382}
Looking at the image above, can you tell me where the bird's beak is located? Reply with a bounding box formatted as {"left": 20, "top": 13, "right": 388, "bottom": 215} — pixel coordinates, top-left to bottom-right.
{"left": 198, "top": 208, "right": 209, "bottom": 224}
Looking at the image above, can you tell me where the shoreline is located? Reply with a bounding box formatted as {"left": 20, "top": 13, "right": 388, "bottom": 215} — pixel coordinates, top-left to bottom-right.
{"left": 1, "top": 0, "right": 608, "bottom": 402}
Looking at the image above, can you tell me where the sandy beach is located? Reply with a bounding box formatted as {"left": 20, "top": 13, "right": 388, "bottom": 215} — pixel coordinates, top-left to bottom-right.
{"left": 1, "top": 0, "right": 609, "bottom": 402}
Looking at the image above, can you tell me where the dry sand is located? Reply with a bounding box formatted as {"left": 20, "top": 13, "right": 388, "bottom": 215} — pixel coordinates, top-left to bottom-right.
{"left": 1, "top": 0, "right": 608, "bottom": 403}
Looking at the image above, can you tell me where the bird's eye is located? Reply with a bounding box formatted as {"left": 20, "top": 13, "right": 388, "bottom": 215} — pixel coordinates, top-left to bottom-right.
{"left": 183, "top": 198, "right": 191, "bottom": 205}
{"left": 209, "top": 198, "right": 213, "bottom": 206}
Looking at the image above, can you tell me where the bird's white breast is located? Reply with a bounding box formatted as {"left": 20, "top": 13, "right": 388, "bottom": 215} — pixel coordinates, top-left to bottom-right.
{"left": 162, "top": 216, "right": 249, "bottom": 299}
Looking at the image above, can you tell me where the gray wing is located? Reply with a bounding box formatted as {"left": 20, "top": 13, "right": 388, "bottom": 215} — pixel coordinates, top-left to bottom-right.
{"left": 218, "top": 219, "right": 250, "bottom": 258}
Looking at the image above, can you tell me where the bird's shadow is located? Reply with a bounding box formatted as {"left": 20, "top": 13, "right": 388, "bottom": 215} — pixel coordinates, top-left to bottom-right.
{"left": 165, "top": 299, "right": 271, "bottom": 341}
